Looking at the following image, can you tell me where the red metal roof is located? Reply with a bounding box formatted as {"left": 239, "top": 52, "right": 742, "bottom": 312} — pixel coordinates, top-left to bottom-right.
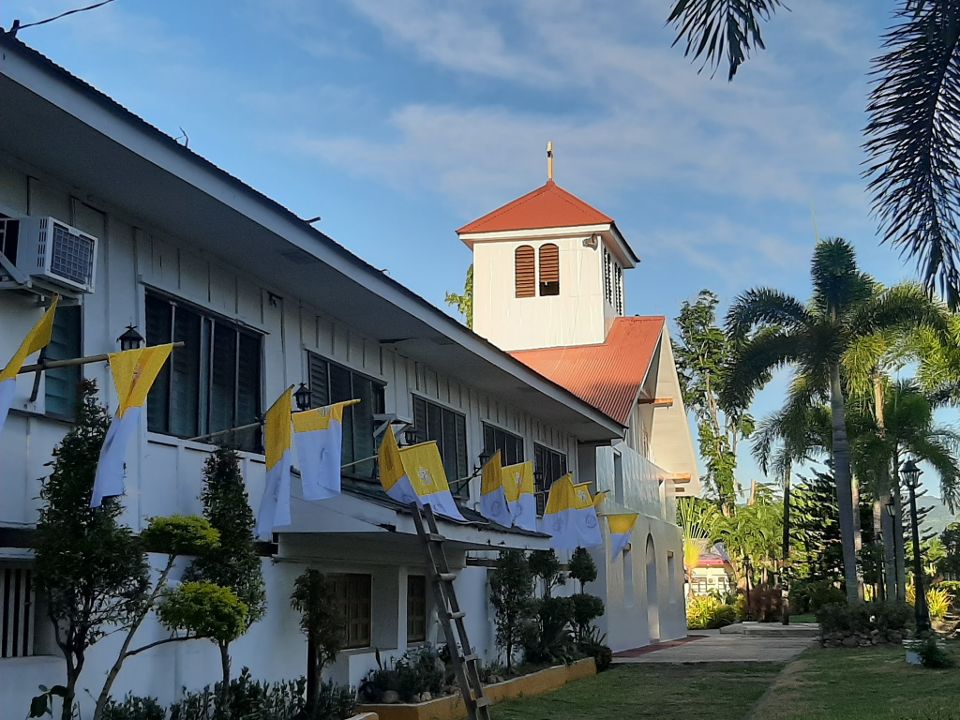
{"left": 457, "top": 180, "right": 613, "bottom": 234}
{"left": 510, "top": 317, "right": 665, "bottom": 425}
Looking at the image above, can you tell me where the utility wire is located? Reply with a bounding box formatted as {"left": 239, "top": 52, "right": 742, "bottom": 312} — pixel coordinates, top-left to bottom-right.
{"left": 9, "top": 0, "right": 116, "bottom": 34}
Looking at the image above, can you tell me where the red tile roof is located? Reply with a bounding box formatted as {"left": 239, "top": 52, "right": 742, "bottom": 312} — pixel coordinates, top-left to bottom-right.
{"left": 510, "top": 317, "right": 665, "bottom": 425}
{"left": 457, "top": 180, "right": 613, "bottom": 234}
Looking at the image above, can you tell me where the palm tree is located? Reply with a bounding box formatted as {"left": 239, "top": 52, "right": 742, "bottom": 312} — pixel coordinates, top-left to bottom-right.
{"left": 724, "top": 239, "right": 944, "bottom": 602}
{"left": 677, "top": 498, "right": 721, "bottom": 598}
{"left": 666, "top": 1, "right": 960, "bottom": 307}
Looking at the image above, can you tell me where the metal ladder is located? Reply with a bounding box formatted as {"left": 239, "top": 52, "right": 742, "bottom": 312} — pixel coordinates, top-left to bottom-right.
{"left": 411, "top": 504, "right": 492, "bottom": 720}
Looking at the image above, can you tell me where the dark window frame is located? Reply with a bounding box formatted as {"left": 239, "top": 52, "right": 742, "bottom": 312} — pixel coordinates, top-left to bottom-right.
{"left": 144, "top": 289, "right": 263, "bottom": 452}
{"left": 406, "top": 574, "right": 427, "bottom": 644}
{"left": 0, "top": 563, "right": 35, "bottom": 658}
{"left": 411, "top": 395, "right": 469, "bottom": 499}
{"left": 306, "top": 352, "right": 386, "bottom": 481}
{"left": 482, "top": 422, "right": 525, "bottom": 466}
{"left": 332, "top": 573, "right": 372, "bottom": 649}
{"left": 534, "top": 442, "right": 567, "bottom": 516}
{"left": 44, "top": 304, "right": 82, "bottom": 421}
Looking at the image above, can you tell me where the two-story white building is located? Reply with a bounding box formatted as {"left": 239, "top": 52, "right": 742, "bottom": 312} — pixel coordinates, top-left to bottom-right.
{"left": 0, "top": 35, "right": 696, "bottom": 715}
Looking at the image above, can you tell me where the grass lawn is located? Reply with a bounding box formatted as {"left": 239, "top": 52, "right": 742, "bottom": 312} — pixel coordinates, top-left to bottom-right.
{"left": 493, "top": 663, "right": 782, "bottom": 720}
{"left": 754, "top": 644, "right": 960, "bottom": 720}
{"left": 788, "top": 613, "right": 817, "bottom": 623}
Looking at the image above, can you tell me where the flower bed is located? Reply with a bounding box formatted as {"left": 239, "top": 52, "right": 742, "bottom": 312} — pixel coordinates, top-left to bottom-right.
{"left": 356, "top": 657, "right": 596, "bottom": 720}
{"left": 817, "top": 602, "right": 912, "bottom": 648}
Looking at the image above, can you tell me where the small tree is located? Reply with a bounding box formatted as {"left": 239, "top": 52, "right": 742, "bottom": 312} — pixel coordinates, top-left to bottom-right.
{"left": 34, "top": 380, "right": 150, "bottom": 720}
{"left": 157, "top": 581, "right": 248, "bottom": 709}
{"left": 444, "top": 264, "right": 473, "bottom": 328}
{"left": 570, "top": 594, "right": 605, "bottom": 644}
{"left": 528, "top": 549, "right": 565, "bottom": 598}
{"left": 490, "top": 550, "right": 534, "bottom": 672}
{"left": 290, "top": 570, "right": 343, "bottom": 712}
{"left": 92, "top": 515, "right": 220, "bottom": 720}
{"left": 184, "top": 447, "right": 265, "bottom": 698}
{"left": 568, "top": 547, "right": 598, "bottom": 593}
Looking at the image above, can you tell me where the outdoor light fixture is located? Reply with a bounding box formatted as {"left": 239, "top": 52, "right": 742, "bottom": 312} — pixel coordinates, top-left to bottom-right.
{"left": 477, "top": 449, "right": 492, "bottom": 468}
{"left": 294, "top": 383, "right": 312, "bottom": 412}
{"left": 885, "top": 497, "right": 896, "bottom": 518}
{"left": 901, "top": 457, "right": 931, "bottom": 633}
{"left": 117, "top": 325, "right": 144, "bottom": 351}
{"left": 400, "top": 427, "right": 419, "bottom": 446}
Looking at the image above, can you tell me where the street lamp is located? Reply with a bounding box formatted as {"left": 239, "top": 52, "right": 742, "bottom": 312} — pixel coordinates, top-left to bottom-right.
{"left": 117, "top": 325, "right": 144, "bottom": 351}
{"left": 901, "top": 458, "right": 931, "bottom": 633}
{"left": 293, "top": 383, "right": 312, "bottom": 411}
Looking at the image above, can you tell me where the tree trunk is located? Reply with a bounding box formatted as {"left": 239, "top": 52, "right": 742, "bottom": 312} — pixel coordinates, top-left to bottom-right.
{"left": 219, "top": 641, "right": 231, "bottom": 716}
{"left": 306, "top": 635, "right": 318, "bottom": 711}
{"left": 61, "top": 671, "right": 77, "bottom": 720}
{"left": 782, "top": 471, "right": 791, "bottom": 625}
{"left": 892, "top": 457, "right": 907, "bottom": 603}
{"left": 829, "top": 363, "right": 862, "bottom": 603}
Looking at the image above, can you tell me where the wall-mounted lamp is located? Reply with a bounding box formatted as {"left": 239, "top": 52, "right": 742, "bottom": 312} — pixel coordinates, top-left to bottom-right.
{"left": 117, "top": 325, "right": 144, "bottom": 351}
{"left": 294, "top": 383, "right": 312, "bottom": 411}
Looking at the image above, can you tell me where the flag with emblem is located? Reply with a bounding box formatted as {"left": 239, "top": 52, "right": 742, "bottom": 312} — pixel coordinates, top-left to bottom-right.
{"left": 256, "top": 387, "right": 294, "bottom": 538}
{"left": 91, "top": 343, "right": 173, "bottom": 507}
{"left": 479, "top": 451, "right": 512, "bottom": 527}
{"left": 572, "top": 482, "right": 604, "bottom": 548}
{"left": 502, "top": 461, "right": 536, "bottom": 531}
{"left": 541, "top": 474, "right": 580, "bottom": 550}
{"left": 0, "top": 297, "right": 58, "bottom": 437}
{"left": 377, "top": 426, "right": 465, "bottom": 521}
{"left": 292, "top": 399, "right": 359, "bottom": 501}
{"left": 607, "top": 512, "right": 639, "bottom": 559}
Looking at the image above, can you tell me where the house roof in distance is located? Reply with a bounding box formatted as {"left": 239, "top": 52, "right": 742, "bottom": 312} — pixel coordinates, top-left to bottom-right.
{"left": 510, "top": 316, "right": 664, "bottom": 426}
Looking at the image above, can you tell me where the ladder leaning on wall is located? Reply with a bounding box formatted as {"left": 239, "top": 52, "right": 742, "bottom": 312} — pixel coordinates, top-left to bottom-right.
{"left": 410, "top": 504, "right": 493, "bottom": 720}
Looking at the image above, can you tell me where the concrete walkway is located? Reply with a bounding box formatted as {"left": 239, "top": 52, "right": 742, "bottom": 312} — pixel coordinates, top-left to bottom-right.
{"left": 613, "top": 626, "right": 816, "bottom": 664}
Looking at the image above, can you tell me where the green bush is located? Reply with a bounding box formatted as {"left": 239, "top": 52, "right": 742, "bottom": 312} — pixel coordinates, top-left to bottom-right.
{"left": 687, "top": 596, "right": 737, "bottom": 629}
{"left": 577, "top": 626, "right": 613, "bottom": 672}
{"left": 523, "top": 596, "right": 579, "bottom": 664}
{"left": 918, "top": 636, "right": 955, "bottom": 669}
{"left": 817, "top": 601, "right": 913, "bottom": 643}
{"left": 101, "top": 695, "right": 165, "bottom": 720}
{"left": 791, "top": 578, "right": 846, "bottom": 614}
{"left": 571, "top": 593, "right": 605, "bottom": 642}
{"left": 359, "top": 646, "right": 447, "bottom": 703}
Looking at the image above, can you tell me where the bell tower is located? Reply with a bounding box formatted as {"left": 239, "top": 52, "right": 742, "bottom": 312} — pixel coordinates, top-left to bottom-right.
{"left": 456, "top": 144, "right": 639, "bottom": 352}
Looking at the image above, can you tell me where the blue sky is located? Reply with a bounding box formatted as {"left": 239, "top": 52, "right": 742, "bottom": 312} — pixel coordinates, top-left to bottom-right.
{"left": 7, "top": 0, "right": 945, "bottom": 497}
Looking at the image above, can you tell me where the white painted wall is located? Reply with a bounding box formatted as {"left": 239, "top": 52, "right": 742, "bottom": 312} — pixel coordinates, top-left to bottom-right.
{"left": 472, "top": 234, "right": 608, "bottom": 351}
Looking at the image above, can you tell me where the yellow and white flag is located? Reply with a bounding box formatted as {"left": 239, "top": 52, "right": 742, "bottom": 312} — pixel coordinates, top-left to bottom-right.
{"left": 479, "top": 451, "right": 512, "bottom": 527}
{"left": 572, "top": 482, "right": 604, "bottom": 548}
{"left": 256, "top": 387, "right": 295, "bottom": 538}
{"left": 607, "top": 513, "right": 639, "bottom": 559}
{"left": 502, "top": 461, "right": 536, "bottom": 531}
{"left": 378, "top": 426, "right": 465, "bottom": 521}
{"left": 541, "top": 474, "right": 580, "bottom": 550}
{"left": 91, "top": 343, "right": 173, "bottom": 507}
{"left": 292, "top": 399, "right": 358, "bottom": 501}
{"left": 0, "top": 297, "right": 58, "bottom": 437}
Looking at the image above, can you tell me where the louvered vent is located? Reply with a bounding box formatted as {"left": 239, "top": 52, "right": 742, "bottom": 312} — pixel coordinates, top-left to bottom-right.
{"left": 538, "top": 243, "right": 559, "bottom": 296}
{"left": 515, "top": 245, "right": 535, "bottom": 298}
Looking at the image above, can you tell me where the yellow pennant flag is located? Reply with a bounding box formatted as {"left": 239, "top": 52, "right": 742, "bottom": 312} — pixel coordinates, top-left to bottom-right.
{"left": 573, "top": 482, "right": 603, "bottom": 548}
{"left": 292, "top": 399, "right": 359, "bottom": 501}
{"left": 502, "top": 461, "right": 536, "bottom": 531}
{"left": 257, "top": 387, "right": 295, "bottom": 538}
{"left": 91, "top": 344, "right": 173, "bottom": 507}
{"left": 607, "top": 512, "right": 639, "bottom": 559}
{"left": 378, "top": 427, "right": 466, "bottom": 521}
{"left": 479, "top": 451, "right": 512, "bottom": 527}
{"left": 543, "top": 474, "right": 579, "bottom": 550}
{"left": 0, "top": 297, "right": 58, "bottom": 436}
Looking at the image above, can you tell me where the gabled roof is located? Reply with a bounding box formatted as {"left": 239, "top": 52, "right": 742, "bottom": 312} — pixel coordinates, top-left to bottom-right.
{"left": 510, "top": 317, "right": 665, "bottom": 426}
{"left": 457, "top": 180, "right": 613, "bottom": 234}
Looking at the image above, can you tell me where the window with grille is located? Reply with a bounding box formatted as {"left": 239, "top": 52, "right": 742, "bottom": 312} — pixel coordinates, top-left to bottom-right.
{"left": 307, "top": 353, "right": 385, "bottom": 481}
{"left": 538, "top": 244, "right": 559, "bottom": 296}
{"left": 145, "top": 291, "right": 262, "bottom": 452}
{"left": 515, "top": 245, "right": 535, "bottom": 298}
{"left": 45, "top": 304, "right": 81, "bottom": 420}
{"left": 482, "top": 422, "right": 524, "bottom": 466}
{"left": 407, "top": 574, "right": 427, "bottom": 643}
{"left": 1, "top": 565, "right": 34, "bottom": 658}
{"left": 332, "top": 574, "right": 372, "bottom": 649}
{"left": 411, "top": 396, "right": 469, "bottom": 499}
{"left": 534, "top": 443, "right": 567, "bottom": 516}
{"left": 604, "top": 250, "right": 612, "bottom": 305}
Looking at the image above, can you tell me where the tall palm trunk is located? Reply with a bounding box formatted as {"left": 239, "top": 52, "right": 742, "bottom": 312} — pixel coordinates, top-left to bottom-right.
{"left": 781, "top": 465, "right": 792, "bottom": 625}
{"left": 892, "top": 453, "right": 907, "bottom": 602}
{"left": 829, "top": 363, "right": 862, "bottom": 602}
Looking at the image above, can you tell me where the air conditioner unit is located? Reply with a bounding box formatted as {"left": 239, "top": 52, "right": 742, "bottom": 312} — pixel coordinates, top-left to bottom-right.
{"left": 2, "top": 216, "right": 98, "bottom": 293}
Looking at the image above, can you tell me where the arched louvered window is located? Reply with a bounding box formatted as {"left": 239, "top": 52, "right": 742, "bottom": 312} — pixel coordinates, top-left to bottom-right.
{"left": 515, "top": 245, "right": 535, "bottom": 298}
{"left": 538, "top": 243, "right": 560, "bottom": 296}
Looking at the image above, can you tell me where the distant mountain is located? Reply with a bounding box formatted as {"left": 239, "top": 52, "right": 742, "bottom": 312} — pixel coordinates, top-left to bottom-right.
{"left": 917, "top": 496, "right": 955, "bottom": 536}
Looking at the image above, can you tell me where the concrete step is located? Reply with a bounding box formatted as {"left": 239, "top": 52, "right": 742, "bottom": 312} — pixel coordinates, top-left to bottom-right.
{"left": 719, "top": 621, "right": 819, "bottom": 637}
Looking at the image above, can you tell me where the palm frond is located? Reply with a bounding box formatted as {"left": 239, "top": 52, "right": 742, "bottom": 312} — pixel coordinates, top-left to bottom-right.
{"left": 722, "top": 327, "right": 803, "bottom": 408}
{"left": 666, "top": 0, "right": 786, "bottom": 80}
{"left": 810, "top": 238, "right": 876, "bottom": 316}
{"left": 847, "top": 281, "right": 951, "bottom": 340}
{"left": 908, "top": 433, "right": 960, "bottom": 510}
{"left": 725, "top": 287, "right": 810, "bottom": 341}
{"left": 865, "top": 1, "right": 960, "bottom": 308}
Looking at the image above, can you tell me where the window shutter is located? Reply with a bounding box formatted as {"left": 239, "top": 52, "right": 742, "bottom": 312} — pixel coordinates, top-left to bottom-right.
{"left": 145, "top": 295, "right": 172, "bottom": 433}
{"left": 308, "top": 355, "right": 330, "bottom": 408}
{"left": 538, "top": 244, "right": 559, "bottom": 296}
{"left": 515, "top": 245, "right": 535, "bottom": 298}
{"left": 413, "top": 396, "right": 428, "bottom": 443}
{"left": 44, "top": 306, "right": 81, "bottom": 419}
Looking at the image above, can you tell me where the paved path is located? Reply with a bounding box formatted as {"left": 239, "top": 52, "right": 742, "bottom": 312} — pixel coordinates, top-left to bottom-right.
{"left": 613, "top": 627, "right": 816, "bottom": 664}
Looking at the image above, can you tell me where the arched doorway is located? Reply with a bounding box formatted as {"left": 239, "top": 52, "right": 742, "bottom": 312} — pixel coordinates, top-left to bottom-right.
{"left": 645, "top": 535, "right": 660, "bottom": 642}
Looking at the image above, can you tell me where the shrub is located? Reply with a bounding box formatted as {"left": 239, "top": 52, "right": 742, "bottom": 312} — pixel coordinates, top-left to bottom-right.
{"left": 918, "top": 636, "right": 955, "bottom": 669}
{"left": 577, "top": 626, "right": 613, "bottom": 672}
{"left": 490, "top": 550, "right": 535, "bottom": 672}
{"left": 524, "top": 596, "right": 579, "bottom": 664}
{"left": 571, "top": 593, "right": 605, "bottom": 642}
{"left": 926, "top": 587, "right": 952, "bottom": 621}
{"left": 817, "top": 601, "right": 913, "bottom": 645}
{"left": 568, "top": 547, "right": 598, "bottom": 591}
{"left": 687, "top": 596, "right": 737, "bottom": 630}
{"left": 791, "top": 578, "right": 846, "bottom": 614}
{"left": 816, "top": 602, "right": 873, "bottom": 635}
{"left": 359, "top": 646, "right": 446, "bottom": 703}
{"left": 100, "top": 695, "right": 164, "bottom": 720}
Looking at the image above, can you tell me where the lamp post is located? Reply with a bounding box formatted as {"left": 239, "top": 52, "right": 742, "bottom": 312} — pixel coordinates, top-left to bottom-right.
{"left": 885, "top": 497, "right": 899, "bottom": 602}
{"left": 901, "top": 458, "right": 930, "bottom": 633}
{"left": 117, "top": 325, "right": 144, "bottom": 351}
